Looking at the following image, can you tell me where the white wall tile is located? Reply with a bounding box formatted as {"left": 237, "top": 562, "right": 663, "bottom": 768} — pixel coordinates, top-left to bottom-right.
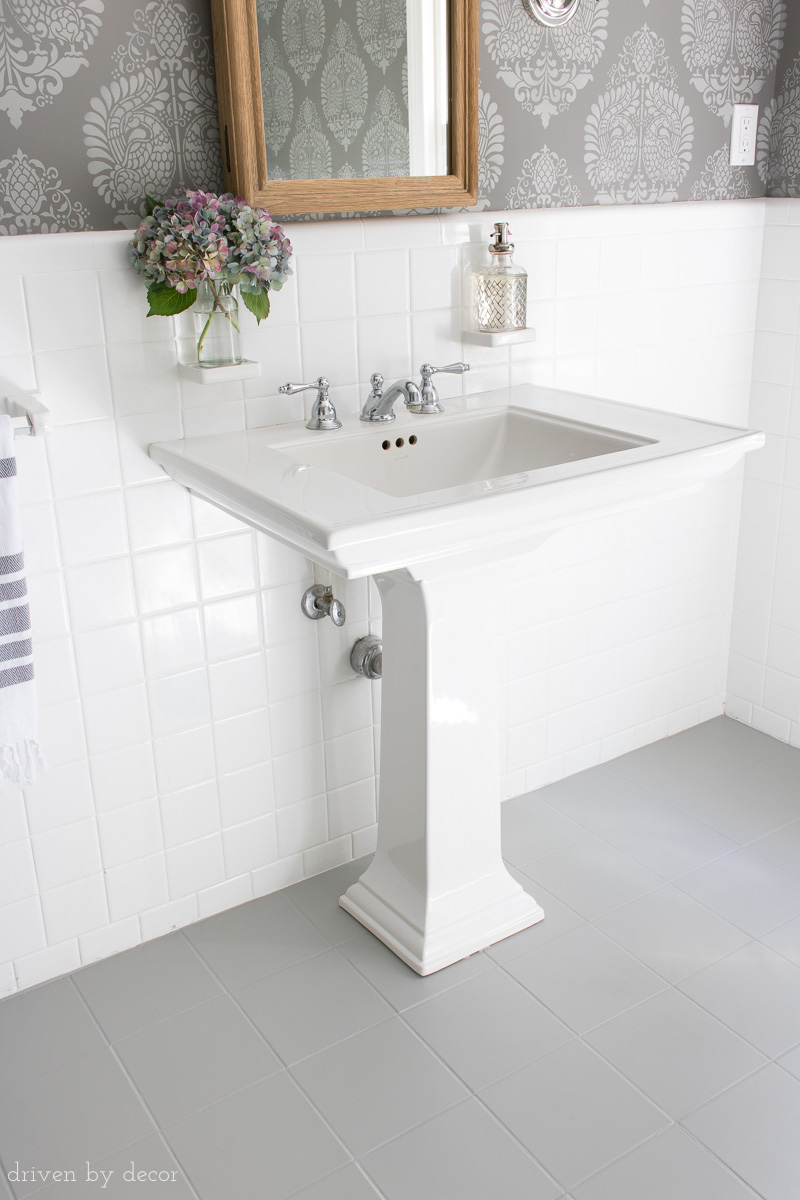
{"left": 97, "top": 799, "right": 163, "bottom": 868}
{"left": 125, "top": 481, "right": 192, "bottom": 551}
{"left": 24, "top": 270, "right": 104, "bottom": 352}
{"left": 218, "top": 763, "right": 274, "bottom": 826}
{"left": 65, "top": 558, "right": 137, "bottom": 631}
{"left": 222, "top": 814, "right": 278, "bottom": 876}
{"left": 40, "top": 874, "right": 108, "bottom": 943}
{"left": 57, "top": 489, "right": 128, "bottom": 565}
{"left": 160, "top": 780, "right": 220, "bottom": 848}
{"left": 106, "top": 854, "right": 168, "bottom": 922}
{"left": 153, "top": 726, "right": 216, "bottom": 793}
{"left": 147, "top": 668, "right": 211, "bottom": 737}
{"left": 0, "top": 274, "right": 31, "bottom": 354}
{"left": 297, "top": 253, "right": 356, "bottom": 324}
{"left": 34, "top": 346, "right": 113, "bottom": 425}
{"left": 166, "top": 834, "right": 225, "bottom": 899}
{"left": 46, "top": 419, "right": 121, "bottom": 497}
{"left": 209, "top": 653, "right": 269, "bottom": 721}
{"left": 90, "top": 742, "right": 157, "bottom": 812}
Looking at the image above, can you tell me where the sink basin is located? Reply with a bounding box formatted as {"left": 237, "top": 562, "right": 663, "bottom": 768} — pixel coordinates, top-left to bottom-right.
{"left": 151, "top": 384, "right": 763, "bottom": 579}
{"left": 151, "top": 384, "right": 763, "bottom": 975}
{"left": 282, "top": 406, "right": 652, "bottom": 497}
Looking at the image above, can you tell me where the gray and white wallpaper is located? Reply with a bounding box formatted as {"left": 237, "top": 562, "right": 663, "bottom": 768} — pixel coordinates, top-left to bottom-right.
{"left": 1, "top": 0, "right": 800, "bottom": 234}
{"left": 256, "top": 0, "right": 410, "bottom": 181}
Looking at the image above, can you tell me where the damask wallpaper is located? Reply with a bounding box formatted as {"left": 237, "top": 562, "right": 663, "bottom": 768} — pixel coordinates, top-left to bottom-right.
{"left": 1, "top": 0, "right": 800, "bottom": 234}
{"left": 256, "top": 0, "right": 410, "bottom": 181}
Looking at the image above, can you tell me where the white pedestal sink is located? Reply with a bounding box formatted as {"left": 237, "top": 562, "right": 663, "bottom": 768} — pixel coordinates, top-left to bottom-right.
{"left": 151, "top": 384, "right": 763, "bottom": 974}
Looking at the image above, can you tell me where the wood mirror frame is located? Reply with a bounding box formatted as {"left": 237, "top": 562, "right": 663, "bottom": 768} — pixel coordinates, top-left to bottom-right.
{"left": 210, "top": 0, "right": 479, "bottom": 216}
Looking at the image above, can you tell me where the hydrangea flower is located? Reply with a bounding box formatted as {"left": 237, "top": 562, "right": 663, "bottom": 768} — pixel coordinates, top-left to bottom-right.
{"left": 128, "top": 189, "right": 292, "bottom": 322}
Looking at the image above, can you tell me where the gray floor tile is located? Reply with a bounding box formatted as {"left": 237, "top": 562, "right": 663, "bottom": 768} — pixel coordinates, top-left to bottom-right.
{"left": 600, "top": 801, "right": 737, "bottom": 881}
{"left": 479, "top": 1040, "right": 668, "bottom": 1192}
{"left": 665, "top": 715, "right": 778, "bottom": 770}
{"left": 571, "top": 1125, "right": 760, "bottom": 1200}
{"left": 487, "top": 879, "right": 585, "bottom": 962}
{"left": 284, "top": 857, "right": 372, "bottom": 946}
{"left": 338, "top": 929, "right": 492, "bottom": 1012}
{"left": 684, "top": 1065, "right": 800, "bottom": 1200}
{"left": 32, "top": 1135, "right": 194, "bottom": 1199}
{"left": 290, "top": 1018, "right": 467, "bottom": 1157}
{"left": 288, "top": 1164, "right": 381, "bottom": 1200}
{"left": 403, "top": 970, "right": 573, "bottom": 1090}
{"left": 521, "top": 837, "right": 664, "bottom": 920}
{"left": 184, "top": 892, "right": 328, "bottom": 990}
{"left": 235, "top": 949, "right": 392, "bottom": 1064}
{"left": 595, "top": 885, "right": 749, "bottom": 983}
{"left": 503, "top": 924, "right": 666, "bottom": 1034}
{"left": 501, "top": 796, "right": 589, "bottom": 865}
{"left": 666, "top": 773, "right": 799, "bottom": 844}
{"left": 678, "top": 941, "right": 800, "bottom": 1058}
{"left": 73, "top": 934, "right": 222, "bottom": 1042}
{"left": 762, "top": 914, "right": 800, "bottom": 967}
{"left": 749, "top": 818, "right": 800, "bottom": 880}
{"left": 163, "top": 1074, "right": 348, "bottom": 1200}
{"left": 0, "top": 1049, "right": 153, "bottom": 1198}
{"left": 0, "top": 979, "right": 105, "bottom": 1092}
{"left": 777, "top": 1043, "right": 800, "bottom": 1082}
{"left": 115, "top": 995, "right": 282, "bottom": 1125}
{"left": 362, "top": 1099, "right": 561, "bottom": 1200}
{"left": 675, "top": 848, "right": 800, "bottom": 938}
{"left": 534, "top": 766, "right": 664, "bottom": 833}
{"left": 605, "top": 734, "right": 726, "bottom": 803}
{"left": 585, "top": 989, "right": 766, "bottom": 1118}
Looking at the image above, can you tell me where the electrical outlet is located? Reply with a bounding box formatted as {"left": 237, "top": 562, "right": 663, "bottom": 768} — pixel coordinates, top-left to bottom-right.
{"left": 730, "top": 104, "right": 759, "bottom": 166}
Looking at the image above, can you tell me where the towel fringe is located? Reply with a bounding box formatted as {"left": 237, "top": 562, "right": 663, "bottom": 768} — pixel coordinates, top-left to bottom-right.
{"left": 0, "top": 739, "right": 47, "bottom": 788}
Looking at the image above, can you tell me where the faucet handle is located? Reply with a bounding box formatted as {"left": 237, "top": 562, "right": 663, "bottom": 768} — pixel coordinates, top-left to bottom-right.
{"left": 420, "top": 362, "right": 471, "bottom": 378}
{"left": 413, "top": 361, "right": 471, "bottom": 415}
{"left": 279, "top": 377, "right": 341, "bottom": 431}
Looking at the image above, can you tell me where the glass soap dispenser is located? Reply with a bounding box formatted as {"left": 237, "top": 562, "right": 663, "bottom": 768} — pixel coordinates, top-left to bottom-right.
{"left": 474, "top": 222, "right": 527, "bottom": 333}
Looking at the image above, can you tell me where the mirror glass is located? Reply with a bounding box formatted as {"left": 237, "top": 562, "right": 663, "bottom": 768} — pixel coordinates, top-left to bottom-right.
{"left": 256, "top": 0, "right": 449, "bottom": 182}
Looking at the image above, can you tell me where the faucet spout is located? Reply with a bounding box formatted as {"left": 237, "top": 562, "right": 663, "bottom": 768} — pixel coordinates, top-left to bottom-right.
{"left": 360, "top": 377, "right": 422, "bottom": 423}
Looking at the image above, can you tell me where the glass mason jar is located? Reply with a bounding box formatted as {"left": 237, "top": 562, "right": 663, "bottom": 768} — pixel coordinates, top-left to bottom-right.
{"left": 193, "top": 280, "right": 242, "bottom": 367}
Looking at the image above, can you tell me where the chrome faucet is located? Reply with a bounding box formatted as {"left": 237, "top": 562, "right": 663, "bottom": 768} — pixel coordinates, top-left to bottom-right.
{"left": 360, "top": 362, "right": 470, "bottom": 422}
{"left": 360, "top": 373, "right": 421, "bottom": 423}
{"left": 278, "top": 376, "right": 342, "bottom": 431}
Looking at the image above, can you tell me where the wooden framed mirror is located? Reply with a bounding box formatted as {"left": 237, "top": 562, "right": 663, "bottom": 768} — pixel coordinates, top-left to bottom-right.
{"left": 210, "top": 0, "right": 478, "bottom": 216}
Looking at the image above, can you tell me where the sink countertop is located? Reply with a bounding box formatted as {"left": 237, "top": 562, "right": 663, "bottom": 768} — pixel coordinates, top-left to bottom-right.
{"left": 150, "top": 384, "right": 764, "bottom": 578}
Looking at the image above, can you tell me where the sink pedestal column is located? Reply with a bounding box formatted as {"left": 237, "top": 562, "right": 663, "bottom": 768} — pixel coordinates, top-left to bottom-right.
{"left": 340, "top": 561, "right": 544, "bottom": 975}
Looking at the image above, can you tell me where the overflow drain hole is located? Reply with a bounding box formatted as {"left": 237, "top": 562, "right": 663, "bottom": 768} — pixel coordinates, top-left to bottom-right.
{"left": 409, "top": 435, "right": 417, "bottom": 445}
{"left": 395, "top": 438, "right": 404, "bottom": 448}
{"left": 382, "top": 440, "right": 391, "bottom": 450}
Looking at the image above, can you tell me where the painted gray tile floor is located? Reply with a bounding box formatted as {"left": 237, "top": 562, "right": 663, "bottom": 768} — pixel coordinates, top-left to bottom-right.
{"left": 1, "top": 716, "right": 799, "bottom": 1199}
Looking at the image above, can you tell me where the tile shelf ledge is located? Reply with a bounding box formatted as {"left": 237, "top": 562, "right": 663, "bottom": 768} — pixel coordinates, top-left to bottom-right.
{"left": 178, "top": 360, "right": 261, "bottom": 385}
{"left": 462, "top": 328, "right": 536, "bottom": 347}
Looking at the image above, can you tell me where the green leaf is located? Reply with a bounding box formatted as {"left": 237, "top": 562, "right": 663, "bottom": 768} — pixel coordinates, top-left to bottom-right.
{"left": 242, "top": 290, "right": 270, "bottom": 324}
{"left": 145, "top": 194, "right": 161, "bottom": 216}
{"left": 146, "top": 282, "right": 197, "bottom": 317}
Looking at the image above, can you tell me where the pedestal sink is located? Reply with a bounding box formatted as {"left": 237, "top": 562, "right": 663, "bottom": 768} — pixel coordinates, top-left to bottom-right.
{"left": 151, "top": 384, "right": 763, "bottom": 974}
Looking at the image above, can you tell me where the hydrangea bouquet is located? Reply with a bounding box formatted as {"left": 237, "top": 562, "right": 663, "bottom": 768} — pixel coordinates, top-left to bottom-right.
{"left": 128, "top": 189, "right": 292, "bottom": 361}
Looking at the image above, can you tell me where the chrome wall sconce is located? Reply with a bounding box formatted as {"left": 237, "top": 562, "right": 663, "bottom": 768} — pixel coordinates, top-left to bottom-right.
{"left": 522, "top": 0, "right": 583, "bottom": 27}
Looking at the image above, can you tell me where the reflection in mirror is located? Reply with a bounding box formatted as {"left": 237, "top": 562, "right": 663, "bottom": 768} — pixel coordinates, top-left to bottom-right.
{"left": 256, "top": 0, "right": 448, "bottom": 182}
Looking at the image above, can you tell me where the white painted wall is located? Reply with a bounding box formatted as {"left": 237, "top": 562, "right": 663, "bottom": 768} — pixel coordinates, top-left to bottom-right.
{"left": 728, "top": 200, "right": 800, "bottom": 745}
{"left": 0, "top": 199, "right": 765, "bottom": 994}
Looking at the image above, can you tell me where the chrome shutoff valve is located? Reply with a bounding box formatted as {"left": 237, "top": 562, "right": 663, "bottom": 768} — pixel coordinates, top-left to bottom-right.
{"left": 301, "top": 584, "right": 346, "bottom": 627}
{"left": 279, "top": 377, "right": 341, "bottom": 431}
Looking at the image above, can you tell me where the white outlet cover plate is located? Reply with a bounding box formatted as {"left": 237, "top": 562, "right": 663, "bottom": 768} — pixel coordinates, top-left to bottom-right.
{"left": 730, "top": 104, "right": 759, "bottom": 166}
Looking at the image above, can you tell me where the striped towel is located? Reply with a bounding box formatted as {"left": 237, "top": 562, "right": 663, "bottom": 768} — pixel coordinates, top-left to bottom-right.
{"left": 0, "top": 416, "right": 45, "bottom": 787}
